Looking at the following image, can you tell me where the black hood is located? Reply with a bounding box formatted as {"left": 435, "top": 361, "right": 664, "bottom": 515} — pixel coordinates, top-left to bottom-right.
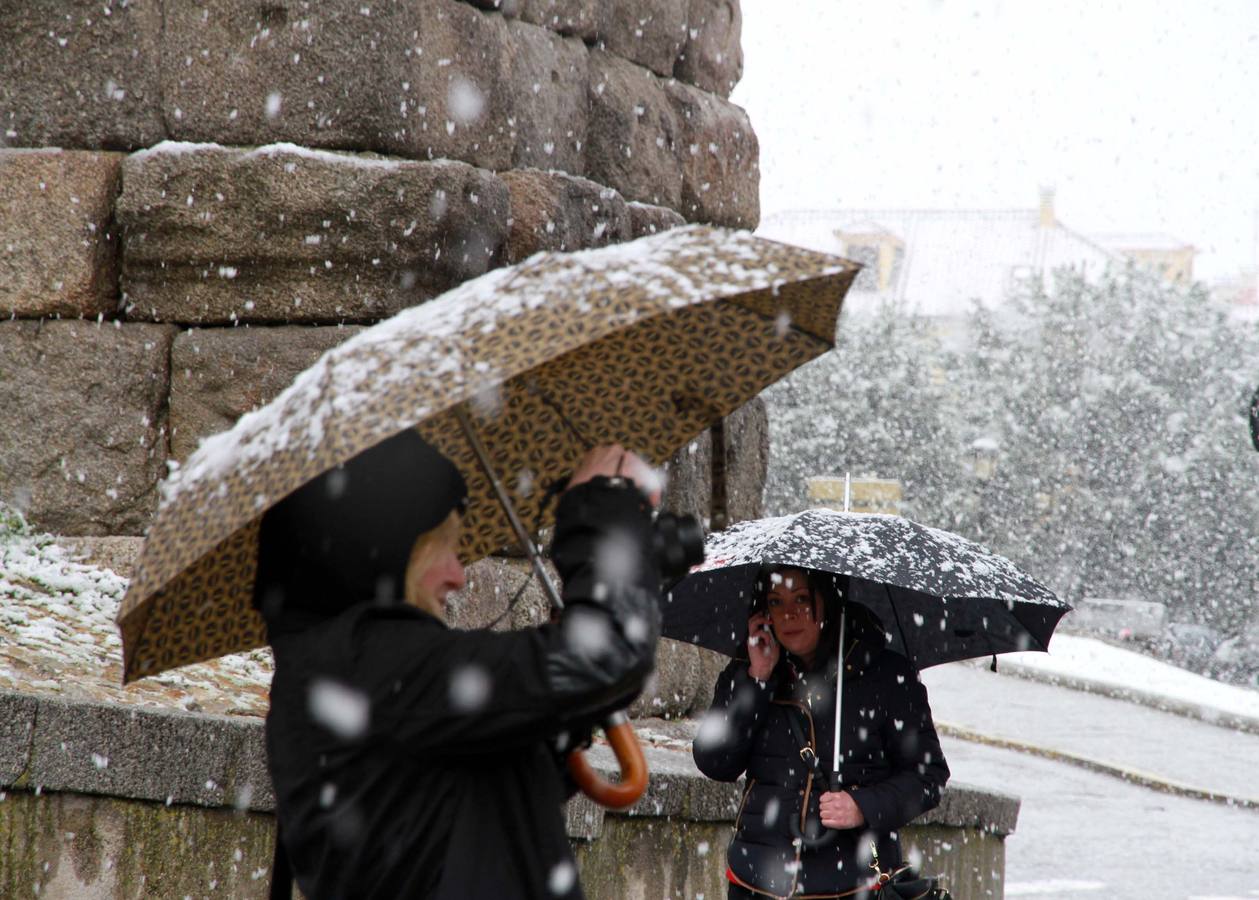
{"left": 253, "top": 428, "right": 468, "bottom": 636}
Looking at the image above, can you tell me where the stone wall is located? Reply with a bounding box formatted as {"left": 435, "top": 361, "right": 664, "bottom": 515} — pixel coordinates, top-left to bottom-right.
{"left": 0, "top": 690, "right": 1018, "bottom": 899}
{"left": 0, "top": 0, "right": 759, "bottom": 539}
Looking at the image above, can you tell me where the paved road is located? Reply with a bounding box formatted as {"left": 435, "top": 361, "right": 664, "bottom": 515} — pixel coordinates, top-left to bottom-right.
{"left": 940, "top": 739, "right": 1259, "bottom": 899}
{"left": 922, "top": 662, "right": 1259, "bottom": 803}
{"left": 920, "top": 663, "right": 1259, "bottom": 898}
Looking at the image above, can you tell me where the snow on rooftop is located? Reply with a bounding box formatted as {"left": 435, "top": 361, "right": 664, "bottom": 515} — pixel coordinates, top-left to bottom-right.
{"left": 1091, "top": 232, "right": 1195, "bottom": 252}
{"left": 758, "top": 207, "right": 1120, "bottom": 316}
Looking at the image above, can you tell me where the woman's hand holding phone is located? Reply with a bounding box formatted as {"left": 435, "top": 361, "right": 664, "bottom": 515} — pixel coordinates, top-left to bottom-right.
{"left": 747, "top": 612, "right": 779, "bottom": 680}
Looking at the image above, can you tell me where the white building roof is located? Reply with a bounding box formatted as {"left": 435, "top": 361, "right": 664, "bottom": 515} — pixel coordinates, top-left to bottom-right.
{"left": 759, "top": 208, "right": 1122, "bottom": 317}
{"left": 1091, "top": 232, "right": 1195, "bottom": 252}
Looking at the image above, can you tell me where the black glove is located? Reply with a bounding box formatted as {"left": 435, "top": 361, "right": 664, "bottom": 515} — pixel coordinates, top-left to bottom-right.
{"left": 544, "top": 477, "right": 662, "bottom": 718}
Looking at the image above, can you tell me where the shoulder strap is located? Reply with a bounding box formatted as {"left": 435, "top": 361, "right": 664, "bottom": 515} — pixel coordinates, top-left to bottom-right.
{"left": 780, "top": 704, "right": 830, "bottom": 792}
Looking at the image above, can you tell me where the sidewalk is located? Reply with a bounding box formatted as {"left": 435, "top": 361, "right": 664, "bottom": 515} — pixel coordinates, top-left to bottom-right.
{"left": 920, "top": 639, "right": 1259, "bottom": 809}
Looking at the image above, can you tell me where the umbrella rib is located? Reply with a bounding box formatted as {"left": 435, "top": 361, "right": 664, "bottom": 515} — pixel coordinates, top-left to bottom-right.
{"left": 882, "top": 582, "right": 915, "bottom": 663}
{"left": 730, "top": 293, "right": 841, "bottom": 348}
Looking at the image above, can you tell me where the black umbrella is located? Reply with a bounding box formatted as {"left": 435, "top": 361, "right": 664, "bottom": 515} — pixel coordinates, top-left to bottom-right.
{"left": 664, "top": 507, "right": 1071, "bottom": 817}
{"left": 665, "top": 507, "right": 1069, "bottom": 667}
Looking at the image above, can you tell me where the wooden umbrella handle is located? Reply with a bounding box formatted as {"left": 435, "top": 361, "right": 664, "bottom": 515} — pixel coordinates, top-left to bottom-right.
{"left": 566, "top": 713, "right": 648, "bottom": 810}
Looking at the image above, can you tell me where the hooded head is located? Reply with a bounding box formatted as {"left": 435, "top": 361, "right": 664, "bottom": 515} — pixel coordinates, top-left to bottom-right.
{"left": 253, "top": 428, "right": 468, "bottom": 634}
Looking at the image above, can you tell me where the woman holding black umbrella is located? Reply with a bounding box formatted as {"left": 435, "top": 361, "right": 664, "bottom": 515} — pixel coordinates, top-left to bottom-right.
{"left": 693, "top": 566, "right": 950, "bottom": 899}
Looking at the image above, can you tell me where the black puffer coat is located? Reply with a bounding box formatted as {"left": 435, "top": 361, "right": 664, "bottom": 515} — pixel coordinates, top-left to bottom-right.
{"left": 260, "top": 459, "right": 660, "bottom": 899}
{"left": 693, "top": 622, "right": 948, "bottom": 897}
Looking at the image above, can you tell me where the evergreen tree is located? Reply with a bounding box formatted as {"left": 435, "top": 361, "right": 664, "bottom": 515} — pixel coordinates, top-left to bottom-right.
{"left": 765, "top": 266, "right": 1259, "bottom": 637}
{"left": 763, "top": 303, "right": 964, "bottom": 521}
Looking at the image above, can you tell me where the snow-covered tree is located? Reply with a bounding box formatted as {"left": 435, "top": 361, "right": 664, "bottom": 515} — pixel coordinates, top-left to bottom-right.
{"left": 763, "top": 303, "right": 965, "bottom": 521}
{"left": 764, "top": 265, "right": 1259, "bottom": 637}
{"left": 958, "top": 266, "right": 1259, "bottom": 633}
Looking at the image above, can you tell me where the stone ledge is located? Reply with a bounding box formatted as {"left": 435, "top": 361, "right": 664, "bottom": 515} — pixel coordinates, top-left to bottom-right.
{"left": 5, "top": 690, "right": 274, "bottom": 813}
{"left": 113, "top": 142, "right": 735, "bottom": 325}
{"left": 117, "top": 145, "right": 511, "bottom": 325}
{"left": 0, "top": 690, "right": 1019, "bottom": 841}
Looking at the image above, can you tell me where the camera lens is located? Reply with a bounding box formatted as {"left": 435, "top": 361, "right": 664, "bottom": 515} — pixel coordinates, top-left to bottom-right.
{"left": 652, "top": 512, "right": 705, "bottom": 579}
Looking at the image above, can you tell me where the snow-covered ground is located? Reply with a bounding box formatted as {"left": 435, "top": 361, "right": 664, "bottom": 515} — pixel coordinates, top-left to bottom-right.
{"left": 0, "top": 512, "right": 273, "bottom": 716}
{"left": 995, "top": 632, "right": 1259, "bottom": 726}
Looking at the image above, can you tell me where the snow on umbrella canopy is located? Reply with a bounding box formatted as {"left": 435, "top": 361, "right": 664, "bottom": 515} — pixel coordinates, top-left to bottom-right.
{"left": 117, "top": 226, "right": 859, "bottom": 683}
{"left": 664, "top": 507, "right": 1070, "bottom": 669}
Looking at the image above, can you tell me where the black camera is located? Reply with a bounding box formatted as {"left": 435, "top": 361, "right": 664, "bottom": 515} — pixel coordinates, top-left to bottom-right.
{"left": 651, "top": 512, "right": 705, "bottom": 579}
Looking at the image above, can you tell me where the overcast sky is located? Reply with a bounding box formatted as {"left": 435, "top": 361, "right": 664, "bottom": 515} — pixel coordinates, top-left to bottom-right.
{"left": 733, "top": 0, "right": 1259, "bottom": 282}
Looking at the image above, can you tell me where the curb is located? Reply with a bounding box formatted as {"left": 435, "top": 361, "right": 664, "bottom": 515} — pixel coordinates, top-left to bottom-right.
{"left": 936, "top": 721, "right": 1259, "bottom": 812}
{"left": 991, "top": 659, "right": 1259, "bottom": 738}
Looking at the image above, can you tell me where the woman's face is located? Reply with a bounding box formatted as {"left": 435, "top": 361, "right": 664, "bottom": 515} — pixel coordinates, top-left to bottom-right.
{"left": 766, "top": 568, "right": 824, "bottom": 662}
{"left": 404, "top": 514, "right": 467, "bottom": 620}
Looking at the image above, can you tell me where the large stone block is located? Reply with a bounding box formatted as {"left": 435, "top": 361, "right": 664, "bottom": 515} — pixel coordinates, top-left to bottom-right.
{"left": 661, "top": 432, "right": 711, "bottom": 526}
{"left": 501, "top": 169, "right": 631, "bottom": 263}
{"left": 597, "top": 0, "right": 688, "bottom": 79}
{"left": 628, "top": 638, "right": 708, "bottom": 719}
{"left": 0, "top": 150, "right": 123, "bottom": 319}
{"left": 447, "top": 556, "right": 553, "bottom": 631}
{"left": 675, "top": 0, "right": 744, "bottom": 97}
{"left": 0, "top": 0, "right": 166, "bottom": 151}
{"left": 0, "top": 320, "right": 174, "bottom": 535}
{"left": 627, "top": 201, "right": 686, "bottom": 239}
{"left": 504, "top": 20, "right": 589, "bottom": 173}
{"left": 117, "top": 144, "right": 510, "bottom": 324}
{"left": 161, "top": 0, "right": 519, "bottom": 170}
{"left": 517, "top": 0, "right": 601, "bottom": 41}
{"left": 665, "top": 80, "right": 759, "bottom": 227}
{"left": 158, "top": 0, "right": 391, "bottom": 153}
{"left": 659, "top": 397, "right": 767, "bottom": 529}
{"left": 585, "top": 51, "right": 684, "bottom": 211}
{"left": 724, "top": 395, "right": 768, "bottom": 523}
{"left": 169, "top": 325, "right": 365, "bottom": 460}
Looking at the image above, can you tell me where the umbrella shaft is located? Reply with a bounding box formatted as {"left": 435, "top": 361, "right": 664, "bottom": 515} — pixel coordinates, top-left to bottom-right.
{"left": 455, "top": 405, "right": 565, "bottom": 611}
{"left": 833, "top": 607, "right": 845, "bottom": 780}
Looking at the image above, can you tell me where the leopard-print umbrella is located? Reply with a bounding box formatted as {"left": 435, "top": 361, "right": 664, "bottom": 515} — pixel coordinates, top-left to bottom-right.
{"left": 117, "top": 225, "right": 858, "bottom": 683}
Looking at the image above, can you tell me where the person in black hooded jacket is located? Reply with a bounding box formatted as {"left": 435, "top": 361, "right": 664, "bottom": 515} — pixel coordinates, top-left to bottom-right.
{"left": 693, "top": 567, "right": 948, "bottom": 898}
{"left": 254, "top": 429, "right": 663, "bottom": 900}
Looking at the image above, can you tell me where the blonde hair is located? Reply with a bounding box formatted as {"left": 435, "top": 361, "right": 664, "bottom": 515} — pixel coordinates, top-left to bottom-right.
{"left": 404, "top": 511, "right": 462, "bottom": 617}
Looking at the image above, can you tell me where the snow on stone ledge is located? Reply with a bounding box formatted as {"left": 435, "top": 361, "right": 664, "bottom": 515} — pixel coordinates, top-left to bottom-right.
{"left": 0, "top": 509, "right": 272, "bottom": 717}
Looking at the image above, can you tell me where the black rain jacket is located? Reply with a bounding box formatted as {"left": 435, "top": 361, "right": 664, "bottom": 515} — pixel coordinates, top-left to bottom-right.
{"left": 693, "top": 621, "right": 948, "bottom": 897}
{"left": 264, "top": 478, "right": 661, "bottom": 899}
